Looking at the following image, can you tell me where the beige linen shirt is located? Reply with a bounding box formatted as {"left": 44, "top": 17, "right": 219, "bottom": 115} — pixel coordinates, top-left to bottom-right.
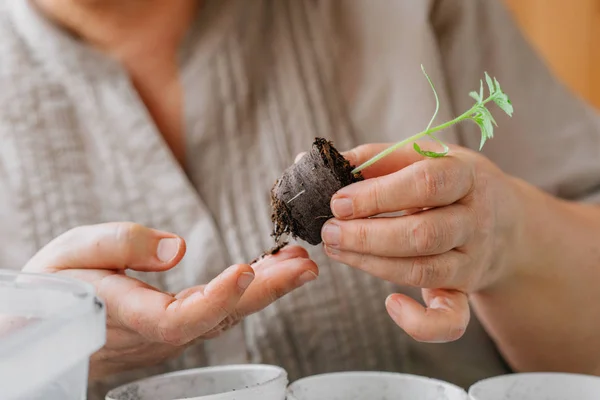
{"left": 1, "top": 1, "right": 600, "bottom": 399}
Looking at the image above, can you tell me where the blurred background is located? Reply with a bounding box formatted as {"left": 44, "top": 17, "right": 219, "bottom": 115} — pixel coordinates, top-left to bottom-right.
{"left": 505, "top": 0, "right": 600, "bottom": 110}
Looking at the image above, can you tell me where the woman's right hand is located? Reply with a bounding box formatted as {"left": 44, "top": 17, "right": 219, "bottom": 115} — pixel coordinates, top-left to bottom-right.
{"left": 22, "top": 222, "right": 318, "bottom": 379}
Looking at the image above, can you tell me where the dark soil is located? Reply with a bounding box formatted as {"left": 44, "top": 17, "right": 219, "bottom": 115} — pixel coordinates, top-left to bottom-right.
{"left": 269, "top": 137, "right": 363, "bottom": 245}
{"left": 249, "top": 241, "right": 289, "bottom": 265}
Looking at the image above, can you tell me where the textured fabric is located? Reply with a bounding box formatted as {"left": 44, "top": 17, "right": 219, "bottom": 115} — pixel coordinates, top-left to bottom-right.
{"left": 1, "top": 1, "right": 600, "bottom": 399}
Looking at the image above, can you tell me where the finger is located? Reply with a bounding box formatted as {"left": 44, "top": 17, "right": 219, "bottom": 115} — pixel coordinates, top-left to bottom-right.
{"left": 385, "top": 288, "right": 470, "bottom": 342}
{"left": 163, "top": 264, "right": 255, "bottom": 343}
{"left": 331, "top": 154, "right": 474, "bottom": 219}
{"left": 170, "top": 258, "right": 315, "bottom": 343}
{"left": 322, "top": 204, "right": 475, "bottom": 257}
{"left": 173, "top": 285, "right": 206, "bottom": 301}
{"left": 324, "top": 248, "right": 466, "bottom": 288}
{"left": 235, "top": 257, "right": 318, "bottom": 316}
{"left": 24, "top": 222, "right": 185, "bottom": 273}
{"left": 341, "top": 142, "right": 428, "bottom": 179}
{"left": 252, "top": 245, "right": 310, "bottom": 267}
{"left": 172, "top": 246, "right": 309, "bottom": 301}
{"left": 98, "top": 263, "right": 255, "bottom": 346}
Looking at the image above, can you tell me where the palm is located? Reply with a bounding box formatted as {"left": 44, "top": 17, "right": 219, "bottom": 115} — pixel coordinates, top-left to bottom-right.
{"left": 21, "top": 223, "right": 318, "bottom": 379}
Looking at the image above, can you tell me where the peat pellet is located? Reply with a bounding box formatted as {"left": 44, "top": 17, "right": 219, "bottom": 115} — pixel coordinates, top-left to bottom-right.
{"left": 270, "top": 137, "right": 363, "bottom": 245}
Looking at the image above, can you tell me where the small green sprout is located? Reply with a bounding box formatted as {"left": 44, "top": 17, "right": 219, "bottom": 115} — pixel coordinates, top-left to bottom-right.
{"left": 351, "top": 65, "right": 513, "bottom": 174}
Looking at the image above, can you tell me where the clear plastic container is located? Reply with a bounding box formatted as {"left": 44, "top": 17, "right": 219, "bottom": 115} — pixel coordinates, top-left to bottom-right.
{"left": 0, "top": 269, "right": 106, "bottom": 399}
{"left": 105, "top": 364, "right": 288, "bottom": 400}
{"left": 286, "top": 371, "right": 468, "bottom": 400}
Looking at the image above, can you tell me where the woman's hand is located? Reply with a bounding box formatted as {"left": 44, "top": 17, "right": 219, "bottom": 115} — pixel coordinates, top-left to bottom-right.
{"left": 321, "top": 142, "right": 523, "bottom": 343}
{"left": 23, "top": 222, "right": 318, "bottom": 379}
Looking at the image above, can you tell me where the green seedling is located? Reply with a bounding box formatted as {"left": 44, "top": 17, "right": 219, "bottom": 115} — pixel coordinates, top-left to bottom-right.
{"left": 352, "top": 65, "right": 513, "bottom": 174}
{"left": 264, "top": 65, "right": 514, "bottom": 251}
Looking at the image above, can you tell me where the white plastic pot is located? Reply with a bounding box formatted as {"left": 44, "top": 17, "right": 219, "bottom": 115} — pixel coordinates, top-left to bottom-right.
{"left": 286, "top": 371, "right": 468, "bottom": 400}
{"left": 468, "top": 372, "right": 600, "bottom": 400}
{"left": 105, "top": 364, "right": 288, "bottom": 400}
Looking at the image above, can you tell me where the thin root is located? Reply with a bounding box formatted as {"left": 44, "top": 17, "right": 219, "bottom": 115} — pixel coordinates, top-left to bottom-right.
{"left": 286, "top": 190, "right": 306, "bottom": 204}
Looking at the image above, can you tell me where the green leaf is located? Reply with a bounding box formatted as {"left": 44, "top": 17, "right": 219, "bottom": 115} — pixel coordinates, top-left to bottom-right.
{"left": 483, "top": 116, "right": 494, "bottom": 140}
{"left": 429, "top": 133, "right": 450, "bottom": 154}
{"left": 479, "top": 132, "right": 487, "bottom": 150}
{"left": 479, "top": 106, "right": 498, "bottom": 127}
{"left": 479, "top": 80, "right": 484, "bottom": 102}
{"left": 469, "top": 91, "right": 481, "bottom": 102}
{"left": 478, "top": 113, "right": 494, "bottom": 140}
{"left": 485, "top": 72, "right": 495, "bottom": 96}
{"left": 493, "top": 93, "right": 514, "bottom": 117}
{"left": 493, "top": 77, "right": 501, "bottom": 92}
{"left": 472, "top": 116, "right": 490, "bottom": 150}
{"left": 413, "top": 142, "right": 448, "bottom": 158}
{"left": 471, "top": 107, "right": 495, "bottom": 150}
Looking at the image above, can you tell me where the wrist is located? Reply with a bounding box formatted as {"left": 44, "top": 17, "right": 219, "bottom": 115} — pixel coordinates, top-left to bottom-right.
{"left": 480, "top": 175, "right": 600, "bottom": 295}
{"left": 505, "top": 177, "right": 542, "bottom": 278}
{"left": 478, "top": 176, "right": 553, "bottom": 294}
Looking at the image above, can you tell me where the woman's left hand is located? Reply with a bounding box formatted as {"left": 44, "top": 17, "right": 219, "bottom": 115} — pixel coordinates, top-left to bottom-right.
{"left": 321, "top": 142, "right": 524, "bottom": 343}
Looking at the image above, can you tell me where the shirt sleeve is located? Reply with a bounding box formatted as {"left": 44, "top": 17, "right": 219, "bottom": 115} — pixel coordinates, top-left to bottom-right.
{"left": 430, "top": 0, "right": 600, "bottom": 203}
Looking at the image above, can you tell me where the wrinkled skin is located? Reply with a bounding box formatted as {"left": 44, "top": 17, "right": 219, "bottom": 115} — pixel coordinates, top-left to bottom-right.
{"left": 21, "top": 222, "right": 318, "bottom": 378}
{"left": 305, "top": 141, "right": 521, "bottom": 343}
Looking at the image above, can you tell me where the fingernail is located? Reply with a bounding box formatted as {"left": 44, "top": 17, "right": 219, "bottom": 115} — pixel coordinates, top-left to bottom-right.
{"left": 331, "top": 198, "right": 353, "bottom": 218}
{"left": 321, "top": 223, "right": 341, "bottom": 247}
{"left": 157, "top": 238, "right": 181, "bottom": 262}
{"left": 387, "top": 297, "right": 403, "bottom": 317}
{"left": 297, "top": 270, "right": 318, "bottom": 286}
{"left": 237, "top": 272, "right": 255, "bottom": 290}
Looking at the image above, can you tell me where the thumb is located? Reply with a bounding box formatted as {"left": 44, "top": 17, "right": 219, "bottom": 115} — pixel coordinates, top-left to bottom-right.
{"left": 24, "top": 222, "right": 185, "bottom": 273}
{"left": 341, "top": 142, "right": 429, "bottom": 178}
